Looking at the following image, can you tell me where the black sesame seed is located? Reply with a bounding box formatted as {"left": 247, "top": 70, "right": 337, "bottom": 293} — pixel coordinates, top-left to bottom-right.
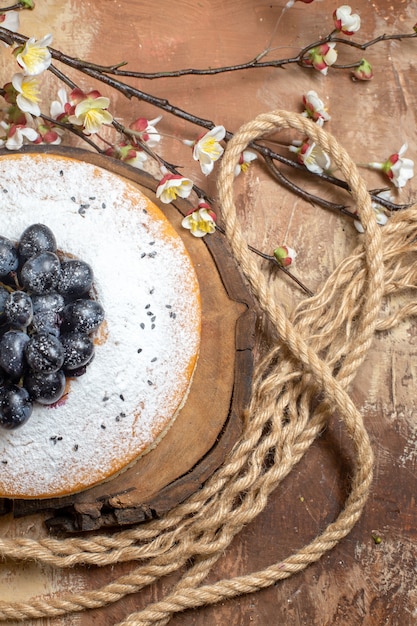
{"left": 137, "top": 348, "right": 142, "bottom": 353}
{"left": 147, "top": 311, "right": 153, "bottom": 316}
{"left": 151, "top": 357, "right": 157, "bottom": 362}
{"left": 151, "top": 316, "right": 156, "bottom": 322}
{"left": 151, "top": 323, "right": 155, "bottom": 329}
{"left": 145, "top": 304, "right": 150, "bottom": 309}
{"left": 71, "top": 196, "right": 76, "bottom": 202}
{"left": 140, "top": 323, "right": 145, "bottom": 329}
{"left": 102, "top": 202, "right": 106, "bottom": 209}
{"left": 59, "top": 170, "right": 64, "bottom": 176}
{"left": 149, "top": 241, "right": 155, "bottom": 246}
{"left": 2, "top": 460, "right": 7, "bottom": 464}
{"left": 73, "top": 444, "right": 79, "bottom": 451}
{"left": 165, "top": 304, "right": 172, "bottom": 309}
{"left": 2, "top": 189, "right": 8, "bottom": 193}
{"left": 115, "top": 416, "right": 120, "bottom": 422}
{"left": 147, "top": 380, "right": 153, "bottom": 385}
{"left": 140, "top": 253, "right": 146, "bottom": 259}
{"left": 120, "top": 394, "right": 125, "bottom": 401}
{"left": 101, "top": 424, "right": 106, "bottom": 429}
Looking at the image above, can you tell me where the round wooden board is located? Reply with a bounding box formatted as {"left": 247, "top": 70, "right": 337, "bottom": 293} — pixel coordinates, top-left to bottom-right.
{"left": 0, "top": 146, "right": 255, "bottom": 532}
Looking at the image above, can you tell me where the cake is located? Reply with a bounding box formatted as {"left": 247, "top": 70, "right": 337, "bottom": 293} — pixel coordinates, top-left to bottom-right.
{"left": 0, "top": 152, "right": 201, "bottom": 499}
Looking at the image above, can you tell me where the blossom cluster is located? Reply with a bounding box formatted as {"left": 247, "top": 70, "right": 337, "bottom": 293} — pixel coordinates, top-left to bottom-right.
{"left": 291, "top": 87, "right": 415, "bottom": 235}
{"left": 0, "top": 21, "right": 114, "bottom": 149}
{"left": 0, "top": 18, "right": 54, "bottom": 148}
{"left": 294, "top": 88, "right": 415, "bottom": 190}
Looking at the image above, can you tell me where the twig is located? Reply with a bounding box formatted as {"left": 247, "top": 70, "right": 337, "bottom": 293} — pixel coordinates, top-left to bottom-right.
{"left": 263, "top": 156, "right": 355, "bottom": 219}
{"left": 0, "top": 2, "right": 29, "bottom": 12}
{"left": 0, "top": 26, "right": 415, "bottom": 81}
{"left": 247, "top": 244, "right": 314, "bottom": 297}
{"left": 214, "top": 223, "right": 313, "bottom": 297}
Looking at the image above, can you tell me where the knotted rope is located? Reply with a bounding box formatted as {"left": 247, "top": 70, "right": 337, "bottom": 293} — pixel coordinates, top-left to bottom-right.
{"left": 0, "top": 110, "right": 416, "bottom": 624}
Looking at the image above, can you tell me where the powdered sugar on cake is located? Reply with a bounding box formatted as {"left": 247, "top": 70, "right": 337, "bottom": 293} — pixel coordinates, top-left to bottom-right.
{"left": 0, "top": 154, "right": 201, "bottom": 498}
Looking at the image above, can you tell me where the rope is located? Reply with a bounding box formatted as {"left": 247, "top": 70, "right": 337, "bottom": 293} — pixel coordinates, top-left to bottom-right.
{"left": 0, "top": 110, "right": 416, "bottom": 624}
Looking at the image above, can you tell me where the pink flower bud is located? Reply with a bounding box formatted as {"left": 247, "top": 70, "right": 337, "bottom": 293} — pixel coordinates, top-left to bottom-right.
{"left": 333, "top": 5, "right": 361, "bottom": 35}
{"left": 352, "top": 58, "right": 373, "bottom": 81}
{"left": 367, "top": 144, "right": 414, "bottom": 188}
{"left": 305, "top": 42, "right": 338, "bottom": 75}
{"left": 273, "top": 245, "right": 297, "bottom": 267}
{"left": 302, "top": 90, "right": 330, "bottom": 122}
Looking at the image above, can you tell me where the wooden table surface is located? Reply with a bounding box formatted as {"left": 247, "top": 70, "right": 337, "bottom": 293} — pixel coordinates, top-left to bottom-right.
{"left": 0, "top": 1, "right": 417, "bottom": 624}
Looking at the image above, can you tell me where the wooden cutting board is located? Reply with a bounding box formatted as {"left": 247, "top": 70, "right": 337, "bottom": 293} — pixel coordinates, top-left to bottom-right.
{"left": 0, "top": 146, "right": 255, "bottom": 533}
